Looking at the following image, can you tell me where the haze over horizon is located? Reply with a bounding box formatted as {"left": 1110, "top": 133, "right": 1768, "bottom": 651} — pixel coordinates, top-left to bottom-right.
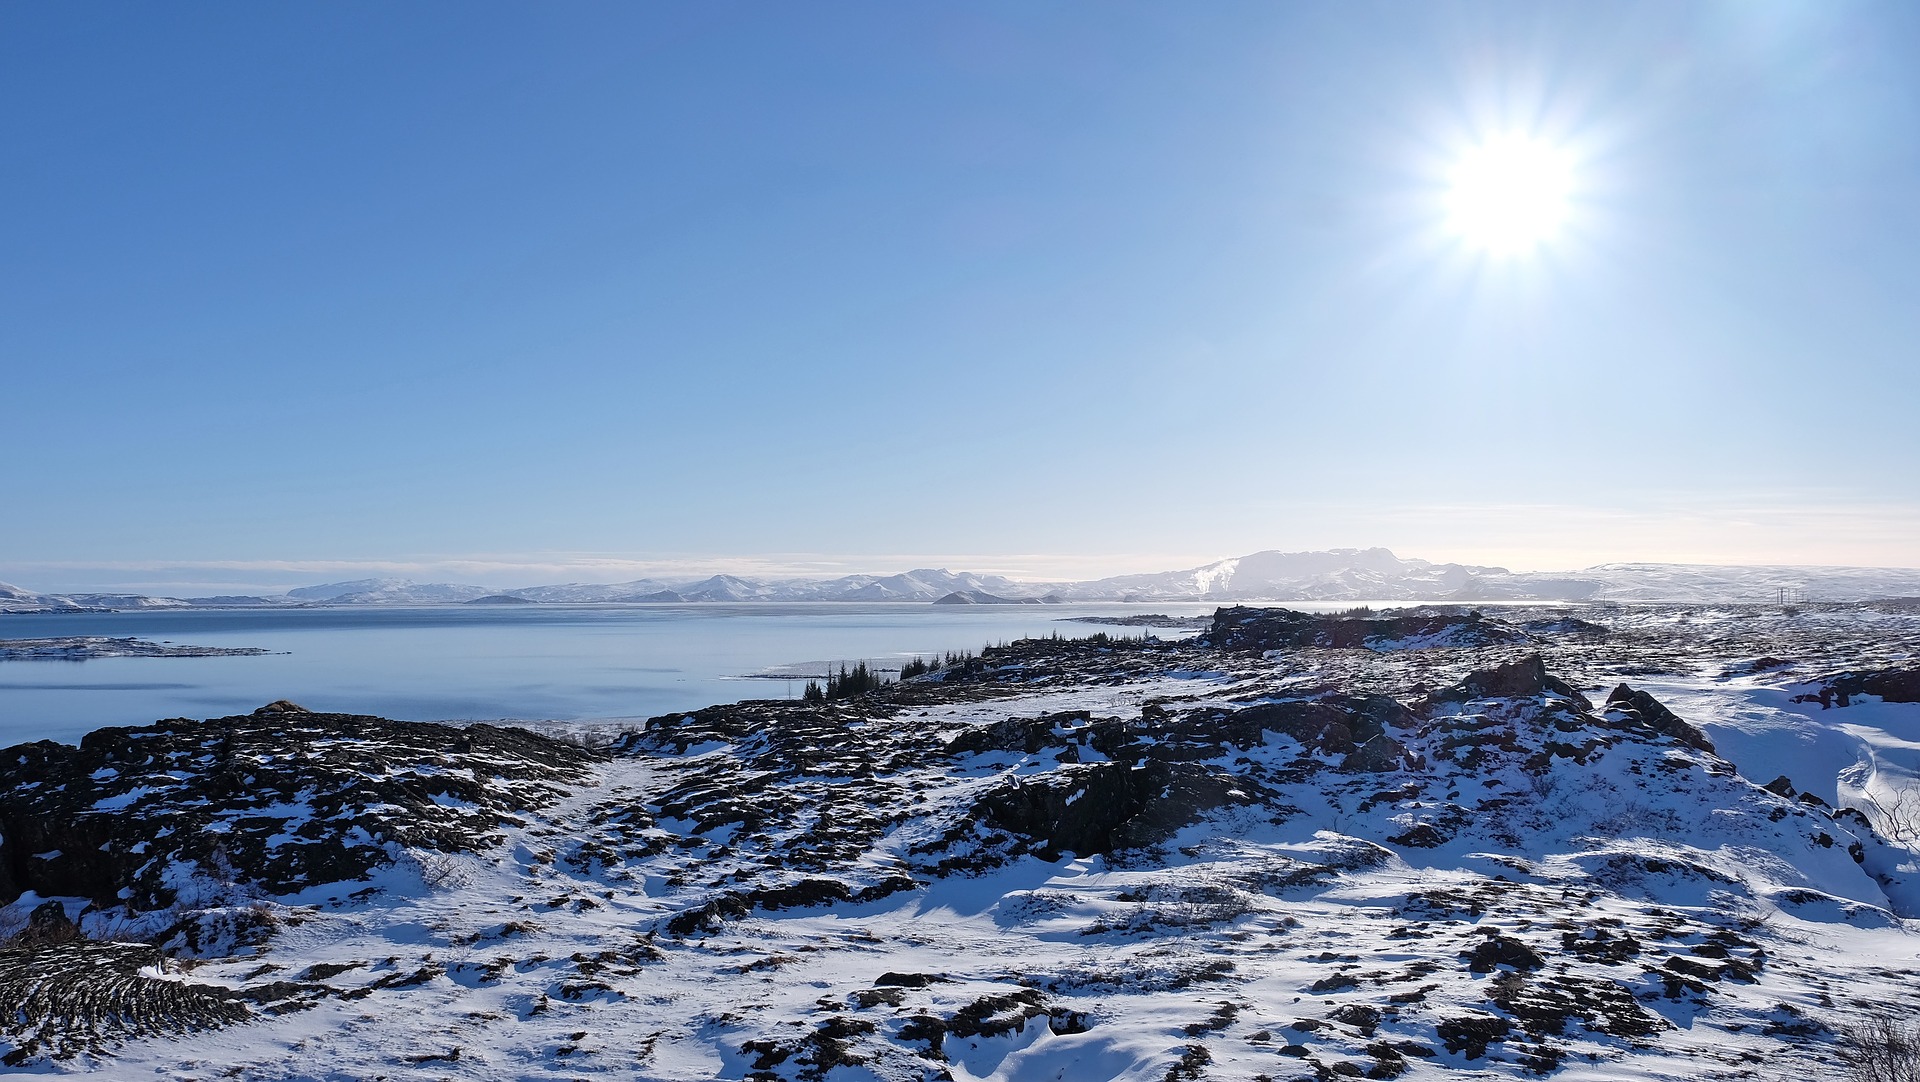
{"left": 7, "top": 3, "right": 1918, "bottom": 584}
{"left": 10, "top": 542, "right": 1920, "bottom": 601}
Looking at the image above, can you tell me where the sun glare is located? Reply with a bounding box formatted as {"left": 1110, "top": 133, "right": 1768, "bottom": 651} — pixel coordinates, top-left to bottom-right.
{"left": 1445, "top": 136, "right": 1572, "bottom": 256}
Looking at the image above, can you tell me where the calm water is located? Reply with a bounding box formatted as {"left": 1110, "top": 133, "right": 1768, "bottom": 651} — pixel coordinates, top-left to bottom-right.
{"left": 0, "top": 603, "right": 1249, "bottom": 746}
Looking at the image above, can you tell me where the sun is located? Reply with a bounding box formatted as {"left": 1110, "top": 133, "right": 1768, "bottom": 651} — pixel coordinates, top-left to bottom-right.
{"left": 1445, "top": 136, "right": 1572, "bottom": 256}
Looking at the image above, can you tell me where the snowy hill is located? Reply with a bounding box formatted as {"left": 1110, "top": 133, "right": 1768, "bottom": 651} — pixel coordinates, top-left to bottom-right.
{"left": 459, "top": 568, "right": 1040, "bottom": 604}
{"left": 6, "top": 603, "right": 1920, "bottom": 1076}
{"left": 1062, "top": 547, "right": 1510, "bottom": 601}
{"left": 0, "top": 581, "right": 83, "bottom": 613}
{"left": 931, "top": 589, "right": 1054, "bottom": 605}
{"left": 0, "top": 583, "right": 197, "bottom": 613}
{"left": 504, "top": 579, "right": 679, "bottom": 603}
{"left": 1532, "top": 562, "right": 1920, "bottom": 603}
{"left": 1060, "top": 549, "right": 1920, "bottom": 604}
{"left": 667, "top": 574, "right": 778, "bottom": 602}
{"left": 285, "top": 579, "right": 495, "bottom": 604}
{"left": 786, "top": 568, "right": 1041, "bottom": 602}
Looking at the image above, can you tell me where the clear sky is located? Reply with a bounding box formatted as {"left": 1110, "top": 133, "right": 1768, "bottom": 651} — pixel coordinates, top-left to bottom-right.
{"left": 5, "top": 1, "right": 1919, "bottom": 593}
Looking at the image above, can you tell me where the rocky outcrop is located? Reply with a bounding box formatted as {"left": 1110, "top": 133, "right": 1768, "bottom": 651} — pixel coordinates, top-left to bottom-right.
{"left": 941, "top": 693, "right": 1433, "bottom": 862}
{"left": 1230, "top": 695, "right": 1420, "bottom": 759}
{"left": 1793, "top": 667, "right": 1920, "bottom": 709}
{"left": 928, "top": 652, "right": 1742, "bottom": 868}
{"left": 969, "top": 760, "right": 1260, "bottom": 860}
{"left": 1603, "top": 684, "right": 1715, "bottom": 753}
{"left": 0, "top": 707, "right": 597, "bottom": 912}
{"left": 1204, "top": 606, "right": 1528, "bottom": 653}
{"left": 1425, "top": 654, "right": 1594, "bottom": 710}
{"left": 0, "top": 938, "right": 250, "bottom": 1064}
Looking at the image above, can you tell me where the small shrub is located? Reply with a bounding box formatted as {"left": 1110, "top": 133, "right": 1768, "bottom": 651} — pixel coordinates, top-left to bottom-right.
{"left": 1851, "top": 787, "right": 1920, "bottom": 847}
{"left": 1842, "top": 1015, "right": 1920, "bottom": 1082}
{"left": 412, "top": 851, "right": 471, "bottom": 890}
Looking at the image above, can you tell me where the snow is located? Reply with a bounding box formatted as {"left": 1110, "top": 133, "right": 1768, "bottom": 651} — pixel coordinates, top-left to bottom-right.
{"left": 9, "top": 605, "right": 1920, "bottom": 1078}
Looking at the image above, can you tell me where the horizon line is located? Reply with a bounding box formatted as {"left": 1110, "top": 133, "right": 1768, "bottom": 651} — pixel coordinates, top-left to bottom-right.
{"left": 10, "top": 546, "right": 1920, "bottom": 599}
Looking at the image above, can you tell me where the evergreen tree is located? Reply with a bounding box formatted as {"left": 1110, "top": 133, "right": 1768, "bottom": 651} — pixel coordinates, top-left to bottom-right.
{"left": 825, "top": 661, "right": 883, "bottom": 699}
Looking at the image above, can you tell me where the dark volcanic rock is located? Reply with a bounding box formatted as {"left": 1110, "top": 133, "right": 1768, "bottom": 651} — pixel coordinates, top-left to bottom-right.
{"left": 1436, "top": 1014, "right": 1511, "bottom": 1058}
{"left": 1796, "top": 667, "right": 1920, "bottom": 709}
{"left": 0, "top": 710, "right": 597, "bottom": 912}
{"left": 1462, "top": 934, "right": 1546, "bottom": 973}
{"left": 969, "top": 761, "right": 1258, "bottom": 860}
{"left": 1230, "top": 694, "right": 1418, "bottom": 757}
{"left": 940, "top": 688, "right": 1433, "bottom": 861}
{"left": 946, "top": 711, "right": 1093, "bottom": 756}
{"left": 0, "top": 939, "right": 251, "bottom": 1063}
{"left": 18, "top": 901, "right": 78, "bottom": 947}
{"left": 1426, "top": 654, "right": 1593, "bottom": 711}
{"left": 1864, "top": 669, "right": 1920, "bottom": 702}
{"left": 1232, "top": 700, "right": 1364, "bottom": 754}
{"left": 1341, "top": 733, "right": 1414, "bottom": 774}
{"left": 1602, "top": 685, "right": 1714, "bottom": 753}
{"left": 1204, "top": 606, "right": 1528, "bottom": 653}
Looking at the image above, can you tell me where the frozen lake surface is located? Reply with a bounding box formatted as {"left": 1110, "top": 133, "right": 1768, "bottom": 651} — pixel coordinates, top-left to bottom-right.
{"left": 0, "top": 602, "right": 1252, "bottom": 746}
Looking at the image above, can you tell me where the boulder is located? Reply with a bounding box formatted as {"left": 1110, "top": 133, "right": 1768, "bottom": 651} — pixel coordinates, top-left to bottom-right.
{"left": 1603, "top": 685, "right": 1714, "bottom": 753}
{"left": 1427, "top": 655, "right": 1592, "bottom": 711}
{"left": 969, "top": 761, "right": 1255, "bottom": 859}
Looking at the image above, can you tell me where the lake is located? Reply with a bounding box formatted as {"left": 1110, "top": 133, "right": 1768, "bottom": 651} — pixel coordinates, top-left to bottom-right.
{"left": 0, "top": 602, "right": 1258, "bottom": 746}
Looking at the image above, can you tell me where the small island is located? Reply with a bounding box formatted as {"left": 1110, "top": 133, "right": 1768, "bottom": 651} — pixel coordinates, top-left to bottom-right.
{"left": 0, "top": 637, "right": 275, "bottom": 661}
{"left": 1062, "top": 613, "right": 1213, "bottom": 629}
{"left": 930, "top": 590, "right": 1063, "bottom": 605}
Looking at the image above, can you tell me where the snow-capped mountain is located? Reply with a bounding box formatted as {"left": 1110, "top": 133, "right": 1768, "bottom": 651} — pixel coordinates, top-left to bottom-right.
{"left": 772, "top": 568, "right": 1040, "bottom": 603}
{"left": 660, "top": 574, "right": 769, "bottom": 602}
{"left": 285, "top": 579, "right": 495, "bottom": 604}
{"left": 1059, "top": 547, "right": 1511, "bottom": 601}
{"left": 0, "top": 583, "right": 202, "bottom": 613}
{"left": 9, "top": 551, "right": 1920, "bottom": 612}
{"left": 1057, "top": 550, "right": 1920, "bottom": 604}
{"left": 503, "top": 579, "right": 679, "bottom": 603}
{"left": 0, "top": 582, "right": 76, "bottom": 614}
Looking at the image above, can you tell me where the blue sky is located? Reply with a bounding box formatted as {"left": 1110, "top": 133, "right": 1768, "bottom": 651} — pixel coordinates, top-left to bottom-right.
{"left": 5, "top": 2, "right": 1918, "bottom": 592}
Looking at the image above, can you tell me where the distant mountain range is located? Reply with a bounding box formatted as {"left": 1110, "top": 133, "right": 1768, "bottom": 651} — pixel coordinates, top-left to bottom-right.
{"left": 6, "top": 547, "right": 1920, "bottom": 613}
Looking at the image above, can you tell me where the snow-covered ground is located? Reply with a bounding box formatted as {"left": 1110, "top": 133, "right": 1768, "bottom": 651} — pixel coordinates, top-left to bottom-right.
{"left": 4, "top": 603, "right": 1920, "bottom": 1080}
